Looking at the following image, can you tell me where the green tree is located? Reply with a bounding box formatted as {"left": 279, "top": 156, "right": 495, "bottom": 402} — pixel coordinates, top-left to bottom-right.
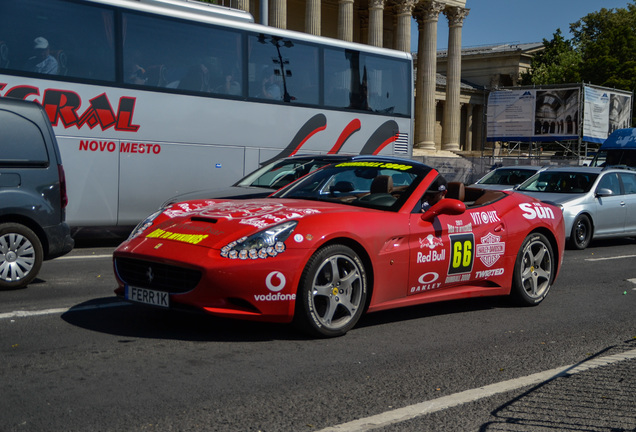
{"left": 521, "top": 28, "right": 582, "bottom": 85}
{"left": 570, "top": 1, "right": 636, "bottom": 92}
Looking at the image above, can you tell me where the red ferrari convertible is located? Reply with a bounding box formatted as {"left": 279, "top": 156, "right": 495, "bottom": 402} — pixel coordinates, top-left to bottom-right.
{"left": 114, "top": 157, "right": 565, "bottom": 337}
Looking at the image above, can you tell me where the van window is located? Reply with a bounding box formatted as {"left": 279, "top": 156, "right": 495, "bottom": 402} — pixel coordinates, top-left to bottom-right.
{"left": 0, "top": 110, "right": 49, "bottom": 166}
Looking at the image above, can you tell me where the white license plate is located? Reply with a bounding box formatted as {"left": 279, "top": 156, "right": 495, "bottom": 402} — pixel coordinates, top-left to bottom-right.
{"left": 126, "top": 286, "right": 169, "bottom": 308}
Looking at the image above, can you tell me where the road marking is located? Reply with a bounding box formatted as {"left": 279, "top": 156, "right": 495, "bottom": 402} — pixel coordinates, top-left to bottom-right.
{"left": 0, "top": 301, "right": 128, "bottom": 320}
{"left": 317, "top": 348, "right": 636, "bottom": 432}
{"left": 57, "top": 254, "right": 112, "bottom": 260}
{"left": 585, "top": 254, "right": 636, "bottom": 262}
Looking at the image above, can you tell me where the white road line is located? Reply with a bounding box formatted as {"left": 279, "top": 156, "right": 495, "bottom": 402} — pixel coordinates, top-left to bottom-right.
{"left": 585, "top": 254, "right": 636, "bottom": 262}
{"left": 57, "top": 254, "right": 112, "bottom": 260}
{"left": 317, "top": 348, "right": 636, "bottom": 432}
{"left": 0, "top": 301, "right": 128, "bottom": 320}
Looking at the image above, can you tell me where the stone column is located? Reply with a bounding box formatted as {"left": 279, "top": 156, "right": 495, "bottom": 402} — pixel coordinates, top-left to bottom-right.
{"left": 441, "top": 6, "right": 469, "bottom": 151}
{"left": 465, "top": 102, "right": 473, "bottom": 151}
{"left": 360, "top": 12, "right": 369, "bottom": 45}
{"left": 413, "top": 1, "right": 444, "bottom": 151}
{"left": 395, "top": 0, "right": 415, "bottom": 53}
{"left": 306, "top": 0, "right": 321, "bottom": 36}
{"left": 236, "top": 0, "right": 249, "bottom": 12}
{"left": 368, "top": 0, "right": 385, "bottom": 47}
{"left": 337, "top": 0, "right": 354, "bottom": 42}
{"left": 269, "top": 0, "right": 287, "bottom": 29}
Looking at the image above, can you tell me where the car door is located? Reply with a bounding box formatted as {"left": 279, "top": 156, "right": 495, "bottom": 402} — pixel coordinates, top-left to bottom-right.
{"left": 407, "top": 203, "right": 507, "bottom": 295}
{"left": 407, "top": 211, "right": 451, "bottom": 296}
{"left": 619, "top": 172, "right": 636, "bottom": 235}
{"left": 593, "top": 172, "right": 626, "bottom": 236}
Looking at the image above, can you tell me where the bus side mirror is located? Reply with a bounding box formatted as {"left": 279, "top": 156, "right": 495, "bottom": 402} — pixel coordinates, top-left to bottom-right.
{"left": 421, "top": 199, "right": 466, "bottom": 223}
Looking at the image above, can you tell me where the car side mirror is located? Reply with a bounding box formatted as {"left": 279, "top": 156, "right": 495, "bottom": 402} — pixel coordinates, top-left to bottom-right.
{"left": 421, "top": 199, "right": 466, "bottom": 223}
{"left": 595, "top": 188, "right": 613, "bottom": 197}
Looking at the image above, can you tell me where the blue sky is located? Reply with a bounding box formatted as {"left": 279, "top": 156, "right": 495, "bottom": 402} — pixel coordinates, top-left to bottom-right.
{"left": 411, "top": 0, "right": 633, "bottom": 51}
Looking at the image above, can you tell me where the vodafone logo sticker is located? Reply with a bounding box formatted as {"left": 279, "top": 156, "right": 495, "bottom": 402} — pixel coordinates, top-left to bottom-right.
{"left": 265, "top": 271, "right": 286, "bottom": 292}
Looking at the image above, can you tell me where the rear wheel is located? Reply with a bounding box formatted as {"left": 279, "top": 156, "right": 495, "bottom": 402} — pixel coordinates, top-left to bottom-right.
{"left": 294, "top": 244, "right": 367, "bottom": 337}
{"left": 0, "top": 223, "right": 43, "bottom": 289}
{"left": 569, "top": 214, "right": 592, "bottom": 250}
{"left": 511, "top": 233, "right": 554, "bottom": 306}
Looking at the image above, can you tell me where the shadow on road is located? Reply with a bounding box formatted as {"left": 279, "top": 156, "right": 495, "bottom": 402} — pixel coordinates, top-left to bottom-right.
{"left": 61, "top": 295, "right": 515, "bottom": 342}
{"left": 479, "top": 338, "right": 636, "bottom": 432}
{"left": 61, "top": 297, "right": 304, "bottom": 342}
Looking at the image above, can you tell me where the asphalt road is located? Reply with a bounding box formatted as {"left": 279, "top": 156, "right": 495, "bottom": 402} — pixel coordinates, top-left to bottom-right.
{"left": 1, "top": 237, "right": 635, "bottom": 432}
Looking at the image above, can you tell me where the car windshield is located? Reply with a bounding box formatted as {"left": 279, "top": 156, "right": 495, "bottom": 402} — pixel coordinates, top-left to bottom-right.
{"left": 478, "top": 168, "right": 537, "bottom": 185}
{"left": 235, "top": 158, "right": 338, "bottom": 190}
{"left": 271, "top": 160, "right": 430, "bottom": 210}
{"left": 517, "top": 171, "right": 598, "bottom": 193}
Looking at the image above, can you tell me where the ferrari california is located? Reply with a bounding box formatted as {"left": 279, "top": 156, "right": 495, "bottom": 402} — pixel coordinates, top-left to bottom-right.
{"left": 114, "top": 157, "right": 565, "bottom": 337}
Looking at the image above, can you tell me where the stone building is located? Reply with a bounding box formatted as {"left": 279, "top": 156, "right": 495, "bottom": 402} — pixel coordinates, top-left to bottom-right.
{"left": 436, "top": 42, "right": 543, "bottom": 154}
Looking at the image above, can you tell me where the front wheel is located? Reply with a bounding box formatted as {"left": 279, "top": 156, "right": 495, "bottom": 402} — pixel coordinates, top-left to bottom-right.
{"left": 569, "top": 214, "right": 592, "bottom": 250}
{"left": 294, "top": 244, "right": 367, "bottom": 337}
{"left": 511, "top": 233, "right": 554, "bottom": 306}
{"left": 0, "top": 223, "right": 44, "bottom": 289}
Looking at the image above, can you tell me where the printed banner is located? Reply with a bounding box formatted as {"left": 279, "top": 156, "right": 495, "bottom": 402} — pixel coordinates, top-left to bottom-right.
{"left": 487, "top": 87, "right": 580, "bottom": 142}
{"left": 583, "top": 85, "right": 633, "bottom": 144}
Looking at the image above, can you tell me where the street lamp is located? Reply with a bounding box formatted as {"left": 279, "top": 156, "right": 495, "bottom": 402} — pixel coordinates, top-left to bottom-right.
{"left": 257, "top": 34, "right": 294, "bottom": 102}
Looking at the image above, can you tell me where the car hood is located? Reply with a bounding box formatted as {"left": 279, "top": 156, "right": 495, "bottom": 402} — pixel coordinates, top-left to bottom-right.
{"left": 471, "top": 183, "right": 515, "bottom": 191}
{"left": 162, "top": 186, "right": 275, "bottom": 206}
{"left": 135, "top": 198, "right": 358, "bottom": 250}
{"left": 515, "top": 191, "right": 585, "bottom": 205}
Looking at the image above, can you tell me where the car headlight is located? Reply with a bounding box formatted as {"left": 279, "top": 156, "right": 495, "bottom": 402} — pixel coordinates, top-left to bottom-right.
{"left": 128, "top": 210, "right": 163, "bottom": 240}
{"left": 221, "top": 221, "right": 297, "bottom": 260}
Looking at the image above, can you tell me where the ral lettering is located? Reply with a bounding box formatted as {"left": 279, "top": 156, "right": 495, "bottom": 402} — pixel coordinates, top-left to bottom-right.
{"left": 0, "top": 84, "right": 140, "bottom": 132}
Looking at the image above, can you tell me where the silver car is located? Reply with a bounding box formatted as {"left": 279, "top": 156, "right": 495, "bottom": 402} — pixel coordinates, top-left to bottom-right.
{"left": 472, "top": 165, "right": 546, "bottom": 191}
{"left": 515, "top": 166, "right": 636, "bottom": 249}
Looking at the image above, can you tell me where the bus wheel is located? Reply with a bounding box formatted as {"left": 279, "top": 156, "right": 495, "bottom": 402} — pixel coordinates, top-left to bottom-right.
{"left": 0, "top": 223, "right": 43, "bottom": 290}
{"left": 294, "top": 244, "right": 367, "bottom": 338}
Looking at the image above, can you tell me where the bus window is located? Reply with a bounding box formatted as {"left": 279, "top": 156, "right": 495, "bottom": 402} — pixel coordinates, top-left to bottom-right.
{"left": 0, "top": 0, "right": 115, "bottom": 81}
{"left": 363, "top": 54, "right": 410, "bottom": 116}
{"left": 324, "top": 48, "right": 353, "bottom": 109}
{"left": 248, "top": 34, "right": 319, "bottom": 104}
{"left": 122, "top": 12, "right": 243, "bottom": 95}
{"left": 324, "top": 49, "right": 410, "bottom": 116}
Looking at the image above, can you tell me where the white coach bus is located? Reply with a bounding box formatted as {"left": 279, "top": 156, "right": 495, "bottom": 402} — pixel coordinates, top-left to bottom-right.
{"left": 0, "top": 0, "right": 413, "bottom": 228}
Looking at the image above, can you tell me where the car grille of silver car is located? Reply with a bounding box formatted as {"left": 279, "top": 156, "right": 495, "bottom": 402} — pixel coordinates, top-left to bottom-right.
{"left": 115, "top": 257, "right": 201, "bottom": 293}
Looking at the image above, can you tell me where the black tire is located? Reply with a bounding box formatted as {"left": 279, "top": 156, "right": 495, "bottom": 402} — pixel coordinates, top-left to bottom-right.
{"left": 294, "top": 244, "right": 367, "bottom": 337}
{"left": 511, "top": 233, "right": 554, "bottom": 306}
{"left": 0, "top": 223, "right": 44, "bottom": 289}
{"left": 568, "top": 214, "right": 592, "bottom": 250}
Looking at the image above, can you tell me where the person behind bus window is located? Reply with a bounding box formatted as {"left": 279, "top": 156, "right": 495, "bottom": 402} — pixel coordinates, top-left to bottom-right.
{"left": 217, "top": 67, "right": 241, "bottom": 95}
{"left": 260, "top": 65, "right": 281, "bottom": 100}
{"left": 25, "top": 37, "right": 58, "bottom": 75}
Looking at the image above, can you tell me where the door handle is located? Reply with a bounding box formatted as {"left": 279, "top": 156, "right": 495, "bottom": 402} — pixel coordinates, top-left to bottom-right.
{"left": 494, "top": 223, "right": 505, "bottom": 232}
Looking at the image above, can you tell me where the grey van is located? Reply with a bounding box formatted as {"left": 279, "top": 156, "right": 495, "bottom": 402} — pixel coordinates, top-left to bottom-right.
{"left": 0, "top": 98, "right": 74, "bottom": 289}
